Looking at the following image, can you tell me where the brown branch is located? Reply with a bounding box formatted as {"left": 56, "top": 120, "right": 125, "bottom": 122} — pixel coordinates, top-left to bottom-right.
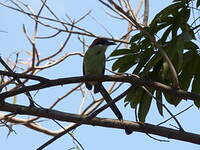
{"left": 37, "top": 83, "right": 131, "bottom": 149}
{"left": 35, "top": 52, "right": 83, "bottom": 69}
{"left": 0, "top": 102, "right": 199, "bottom": 145}
{"left": 0, "top": 70, "right": 49, "bottom": 82}
{"left": 0, "top": 75, "right": 199, "bottom": 102}
{"left": 143, "top": 0, "right": 149, "bottom": 26}
{"left": 0, "top": 113, "right": 58, "bottom": 136}
{"left": 38, "top": 22, "right": 74, "bottom": 63}
{"left": 0, "top": 57, "right": 35, "bottom": 106}
{"left": 0, "top": 1, "right": 130, "bottom": 45}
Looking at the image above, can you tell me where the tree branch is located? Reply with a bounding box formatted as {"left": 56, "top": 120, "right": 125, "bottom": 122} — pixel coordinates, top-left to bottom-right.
{"left": 0, "top": 102, "right": 199, "bottom": 145}
{"left": 0, "top": 74, "right": 199, "bottom": 102}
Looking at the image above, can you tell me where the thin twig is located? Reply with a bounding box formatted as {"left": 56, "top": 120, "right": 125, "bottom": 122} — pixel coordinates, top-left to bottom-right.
{"left": 142, "top": 86, "right": 184, "bottom": 131}
{"left": 157, "top": 104, "right": 193, "bottom": 126}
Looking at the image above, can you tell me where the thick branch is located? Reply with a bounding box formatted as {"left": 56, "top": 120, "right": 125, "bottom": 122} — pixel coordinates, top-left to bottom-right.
{"left": 0, "top": 70, "right": 49, "bottom": 82}
{"left": 0, "top": 102, "right": 200, "bottom": 145}
{"left": 0, "top": 75, "right": 200, "bottom": 102}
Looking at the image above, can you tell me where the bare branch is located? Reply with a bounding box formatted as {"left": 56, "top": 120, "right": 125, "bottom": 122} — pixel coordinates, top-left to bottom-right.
{"left": 143, "top": 0, "right": 149, "bottom": 26}
{"left": 0, "top": 102, "right": 199, "bottom": 145}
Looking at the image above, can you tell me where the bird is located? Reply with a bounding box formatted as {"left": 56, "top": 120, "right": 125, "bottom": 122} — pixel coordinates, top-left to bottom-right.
{"left": 83, "top": 38, "right": 115, "bottom": 93}
{"left": 83, "top": 38, "right": 133, "bottom": 134}
{"left": 83, "top": 38, "right": 123, "bottom": 120}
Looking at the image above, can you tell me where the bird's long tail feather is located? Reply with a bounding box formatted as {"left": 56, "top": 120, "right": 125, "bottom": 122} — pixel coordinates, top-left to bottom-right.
{"left": 98, "top": 84, "right": 133, "bottom": 134}
{"left": 98, "top": 84, "right": 123, "bottom": 120}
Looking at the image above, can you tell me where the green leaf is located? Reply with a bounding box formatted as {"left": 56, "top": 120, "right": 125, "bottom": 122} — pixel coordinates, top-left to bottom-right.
{"left": 151, "top": 2, "right": 183, "bottom": 25}
{"left": 171, "top": 25, "right": 179, "bottom": 38}
{"left": 110, "top": 49, "right": 134, "bottom": 57}
{"left": 118, "top": 61, "right": 135, "bottom": 73}
{"left": 125, "top": 87, "right": 144, "bottom": 108}
{"left": 173, "top": 0, "right": 191, "bottom": 3}
{"left": 130, "top": 43, "right": 140, "bottom": 52}
{"left": 150, "top": 17, "right": 173, "bottom": 32}
{"left": 179, "top": 66, "right": 194, "bottom": 91}
{"left": 194, "top": 100, "right": 200, "bottom": 108}
{"left": 180, "top": 31, "right": 193, "bottom": 42}
{"left": 192, "top": 74, "right": 200, "bottom": 93}
{"left": 161, "top": 37, "right": 185, "bottom": 73}
{"left": 112, "top": 55, "right": 138, "bottom": 72}
{"left": 184, "top": 41, "right": 199, "bottom": 51}
{"left": 182, "top": 50, "right": 197, "bottom": 66}
{"left": 163, "top": 92, "right": 181, "bottom": 106}
{"left": 143, "top": 53, "right": 162, "bottom": 73}
{"left": 191, "top": 72, "right": 200, "bottom": 107}
{"left": 197, "top": 0, "right": 200, "bottom": 7}
{"left": 156, "top": 91, "right": 163, "bottom": 116}
{"left": 139, "top": 38, "right": 152, "bottom": 49}
{"left": 179, "top": 51, "right": 199, "bottom": 90}
{"left": 179, "top": 8, "right": 190, "bottom": 24}
{"left": 138, "top": 89, "right": 153, "bottom": 122}
{"left": 174, "top": 48, "right": 183, "bottom": 73}
{"left": 133, "top": 48, "right": 153, "bottom": 74}
{"left": 130, "top": 33, "right": 142, "bottom": 42}
{"left": 142, "top": 26, "right": 155, "bottom": 36}
{"left": 160, "top": 25, "right": 173, "bottom": 42}
{"left": 165, "top": 37, "right": 184, "bottom": 73}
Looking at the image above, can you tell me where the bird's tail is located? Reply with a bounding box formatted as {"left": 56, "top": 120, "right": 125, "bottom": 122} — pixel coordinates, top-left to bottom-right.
{"left": 98, "top": 84, "right": 133, "bottom": 135}
{"left": 94, "top": 84, "right": 101, "bottom": 94}
{"left": 98, "top": 84, "right": 123, "bottom": 120}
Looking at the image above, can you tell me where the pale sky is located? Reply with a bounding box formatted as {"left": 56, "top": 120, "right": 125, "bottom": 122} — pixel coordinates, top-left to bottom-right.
{"left": 0, "top": 0, "right": 199, "bottom": 150}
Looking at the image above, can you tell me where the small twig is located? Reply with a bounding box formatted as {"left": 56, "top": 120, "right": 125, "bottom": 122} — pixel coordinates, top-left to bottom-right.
{"left": 142, "top": 86, "right": 184, "bottom": 131}
{"left": 134, "top": 0, "right": 143, "bottom": 17}
{"left": 35, "top": 52, "right": 84, "bottom": 69}
{"left": 38, "top": 23, "right": 75, "bottom": 63}
{"left": 50, "top": 83, "right": 83, "bottom": 109}
{"left": 36, "top": 30, "right": 62, "bottom": 39}
{"left": 89, "top": 14, "right": 114, "bottom": 38}
{"left": 157, "top": 104, "right": 193, "bottom": 126}
{"left": 143, "top": 0, "right": 149, "bottom": 26}
{"left": 0, "top": 70, "right": 50, "bottom": 82}
{"left": 146, "top": 133, "right": 169, "bottom": 142}
{"left": 0, "top": 57, "right": 35, "bottom": 106}
{"left": 74, "top": 10, "right": 92, "bottom": 24}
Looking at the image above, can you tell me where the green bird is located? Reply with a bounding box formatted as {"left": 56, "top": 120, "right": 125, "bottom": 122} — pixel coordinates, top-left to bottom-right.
{"left": 83, "top": 38, "right": 133, "bottom": 134}
{"left": 83, "top": 38, "right": 123, "bottom": 120}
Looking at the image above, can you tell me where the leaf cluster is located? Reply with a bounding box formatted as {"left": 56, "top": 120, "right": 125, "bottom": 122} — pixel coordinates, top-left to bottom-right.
{"left": 110, "top": 0, "right": 200, "bottom": 122}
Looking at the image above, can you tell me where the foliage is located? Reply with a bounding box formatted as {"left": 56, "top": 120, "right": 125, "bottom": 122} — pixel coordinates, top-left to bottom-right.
{"left": 110, "top": 0, "right": 200, "bottom": 122}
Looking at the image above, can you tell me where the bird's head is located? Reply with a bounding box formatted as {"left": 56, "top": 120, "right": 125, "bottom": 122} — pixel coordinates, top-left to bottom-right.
{"left": 89, "top": 38, "right": 116, "bottom": 48}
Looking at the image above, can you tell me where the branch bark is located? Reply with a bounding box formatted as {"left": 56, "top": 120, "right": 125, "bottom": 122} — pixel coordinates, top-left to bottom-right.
{"left": 0, "top": 74, "right": 200, "bottom": 102}
{"left": 0, "top": 102, "right": 200, "bottom": 145}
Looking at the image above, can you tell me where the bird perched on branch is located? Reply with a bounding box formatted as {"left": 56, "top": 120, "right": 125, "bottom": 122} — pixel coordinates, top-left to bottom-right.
{"left": 83, "top": 38, "right": 124, "bottom": 120}
{"left": 83, "top": 38, "right": 115, "bottom": 93}
{"left": 83, "top": 38, "right": 132, "bottom": 135}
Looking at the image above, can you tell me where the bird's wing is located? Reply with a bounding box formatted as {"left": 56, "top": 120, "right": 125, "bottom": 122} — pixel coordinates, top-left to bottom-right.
{"left": 83, "top": 60, "right": 92, "bottom": 90}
